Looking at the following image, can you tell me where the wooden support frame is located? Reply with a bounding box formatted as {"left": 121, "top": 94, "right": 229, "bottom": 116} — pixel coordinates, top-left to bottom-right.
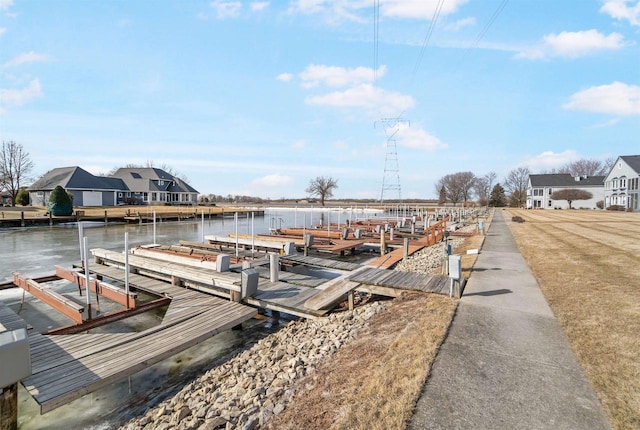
{"left": 54, "top": 266, "right": 137, "bottom": 308}
{"left": 12, "top": 273, "right": 84, "bottom": 324}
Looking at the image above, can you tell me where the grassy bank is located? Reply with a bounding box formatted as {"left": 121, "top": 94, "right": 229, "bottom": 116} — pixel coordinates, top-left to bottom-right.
{"left": 504, "top": 208, "right": 640, "bottom": 430}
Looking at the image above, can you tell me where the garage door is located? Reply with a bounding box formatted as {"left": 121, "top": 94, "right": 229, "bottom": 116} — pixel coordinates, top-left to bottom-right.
{"left": 82, "top": 191, "right": 102, "bottom": 206}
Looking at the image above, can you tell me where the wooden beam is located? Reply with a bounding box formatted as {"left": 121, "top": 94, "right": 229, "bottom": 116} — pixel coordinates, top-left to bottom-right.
{"left": 12, "top": 273, "right": 84, "bottom": 324}
{"left": 54, "top": 266, "right": 137, "bottom": 308}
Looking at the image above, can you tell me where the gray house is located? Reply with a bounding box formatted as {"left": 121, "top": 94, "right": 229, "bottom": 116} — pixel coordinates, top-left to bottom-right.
{"left": 29, "top": 166, "right": 199, "bottom": 207}
{"left": 603, "top": 155, "right": 640, "bottom": 212}
{"left": 110, "top": 168, "right": 199, "bottom": 205}
{"left": 526, "top": 174, "right": 605, "bottom": 210}
{"left": 29, "top": 166, "right": 128, "bottom": 207}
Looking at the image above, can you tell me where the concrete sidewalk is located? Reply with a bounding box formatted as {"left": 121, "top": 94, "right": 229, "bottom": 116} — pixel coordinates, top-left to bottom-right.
{"left": 409, "top": 210, "right": 610, "bottom": 430}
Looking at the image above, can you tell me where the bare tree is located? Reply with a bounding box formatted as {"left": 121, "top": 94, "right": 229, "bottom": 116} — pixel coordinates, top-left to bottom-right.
{"left": 473, "top": 172, "right": 496, "bottom": 207}
{"left": 503, "top": 167, "right": 530, "bottom": 208}
{"left": 435, "top": 172, "right": 475, "bottom": 206}
{"left": 560, "top": 158, "right": 611, "bottom": 176}
{"left": 306, "top": 176, "right": 338, "bottom": 206}
{"left": 551, "top": 189, "right": 593, "bottom": 209}
{"left": 1, "top": 141, "right": 34, "bottom": 206}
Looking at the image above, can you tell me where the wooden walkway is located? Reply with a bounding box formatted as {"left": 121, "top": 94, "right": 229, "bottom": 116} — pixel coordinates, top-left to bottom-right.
{"left": 350, "top": 267, "right": 450, "bottom": 297}
{"left": 17, "top": 266, "right": 257, "bottom": 414}
{"left": 366, "top": 242, "right": 427, "bottom": 269}
{"left": 281, "top": 254, "right": 362, "bottom": 271}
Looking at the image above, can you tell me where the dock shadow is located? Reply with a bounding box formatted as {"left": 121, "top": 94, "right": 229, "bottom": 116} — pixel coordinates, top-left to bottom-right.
{"left": 463, "top": 288, "right": 512, "bottom": 297}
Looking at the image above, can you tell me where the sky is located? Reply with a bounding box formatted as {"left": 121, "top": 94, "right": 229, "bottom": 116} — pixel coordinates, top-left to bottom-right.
{"left": 1, "top": 0, "right": 639, "bottom": 200}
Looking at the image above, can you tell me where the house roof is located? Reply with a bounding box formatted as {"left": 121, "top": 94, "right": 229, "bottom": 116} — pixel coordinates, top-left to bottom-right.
{"left": 30, "top": 167, "right": 128, "bottom": 191}
{"left": 111, "top": 167, "right": 199, "bottom": 194}
{"left": 620, "top": 155, "right": 640, "bottom": 173}
{"left": 529, "top": 174, "right": 604, "bottom": 187}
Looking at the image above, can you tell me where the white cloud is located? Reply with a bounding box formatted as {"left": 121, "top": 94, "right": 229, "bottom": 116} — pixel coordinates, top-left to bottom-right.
{"left": 516, "top": 30, "right": 625, "bottom": 59}
{"left": 276, "top": 72, "right": 293, "bottom": 82}
{"left": 251, "top": 1, "right": 269, "bottom": 12}
{"left": 251, "top": 174, "right": 294, "bottom": 187}
{"left": 395, "top": 123, "right": 447, "bottom": 152}
{"left": 445, "top": 17, "right": 476, "bottom": 31}
{"left": 3, "top": 51, "right": 51, "bottom": 68}
{"left": 563, "top": 82, "right": 640, "bottom": 116}
{"left": 0, "top": 0, "right": 13, "bottom": 11}
{"left": 210, "top": 1, "right": 242, "bottom": 19}
{"left": 600, "top": 0, "right": 640, "bottom": 26}
{"left": 287, "top": 0, "right": 467, "bottom": 23}
{"left": 299, "top": 64, "right": 385, "bottom": 88}
{"left": 523, "top": 150, "right": 579, "bottom": 171}
{"left": 0, "top": 78, "right": 43, "bottom": 112}
{"left": 381, "top": 0, "right": 469, "bottom": 19}
{"left": 305, "top": 83, "right": 415, "bottom": 115}
{"left": 291, "top": 140, "right": 305, "bottom": 149}
{"left": 0, "top": 27, "right": 6, "bottom": 36}
{"left": 590, "top": 118, "right": 621, "bottom": 128}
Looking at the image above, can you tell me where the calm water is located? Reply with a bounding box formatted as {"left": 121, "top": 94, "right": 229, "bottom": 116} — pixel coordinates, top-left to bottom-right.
{"left": 0, "top": 207, "right": 382, "bottom": 429}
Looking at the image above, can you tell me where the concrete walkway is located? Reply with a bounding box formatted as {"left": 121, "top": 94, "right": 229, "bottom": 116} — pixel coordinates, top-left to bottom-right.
{"left": 409, "top": 210, "right": 610, "bottom": 430}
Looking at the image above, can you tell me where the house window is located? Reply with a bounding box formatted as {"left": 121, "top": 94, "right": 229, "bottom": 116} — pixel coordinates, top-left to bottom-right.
{"left": 548, "top": 188, "right": 553, "bottom": 195}
{"left": 533, "top": 189, "right": 543, "bottom": 196}
{"left": 142, "top": 192, "right": 148, "bottom": 202}
{"left": 151, "top": 192, "right": 157, "bottom": 201}
{"left": 159, "top": 180, "right": 164, "bottom": 186}
{"left": 548, "top": 200, "right": 552, "bottom": 207}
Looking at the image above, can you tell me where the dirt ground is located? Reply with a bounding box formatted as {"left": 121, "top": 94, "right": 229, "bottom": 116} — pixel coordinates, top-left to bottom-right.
{"left": 504, "top": 208, "right": 640, "bottom": 430}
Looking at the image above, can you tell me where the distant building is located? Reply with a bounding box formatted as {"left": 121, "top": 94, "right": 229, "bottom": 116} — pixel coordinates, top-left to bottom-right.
{"left": 526, "top": 174, "right": 605, "bottom": 210}
{"left": 603, "top": 155, "right": 640, "bottom": 212}
{"left": 29, "top": 166, "right": 128, "bottom": 207}
{"left": 29, "top": 166, "right": 199, "bottom": 207}
{"left": 110, "top": 168, "right": 199, "bottom": 205}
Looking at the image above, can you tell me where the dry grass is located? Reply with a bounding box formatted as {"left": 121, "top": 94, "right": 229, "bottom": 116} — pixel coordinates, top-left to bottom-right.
{"left": 504, "top": 208, "right": 640, "bottom": 430}
{"left": 265, "top": 293, "right": 458, "bottom": 430}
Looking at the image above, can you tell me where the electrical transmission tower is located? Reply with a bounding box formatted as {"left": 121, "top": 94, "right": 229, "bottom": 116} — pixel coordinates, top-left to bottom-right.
{"left": 376, "top": 116, "right": 409, "bottom": 203}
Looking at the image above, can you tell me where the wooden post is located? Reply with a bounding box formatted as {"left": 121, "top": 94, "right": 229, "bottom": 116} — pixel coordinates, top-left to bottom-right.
{"left": 0, "top": 383, "right": 18, "bottom": 430}
{"left": 20, "top": 211, "right": 25, "bottom": 227}
{"left": 403, "top": 237, "right": 409, "bottom": 262}
{"left": 380, "top": 231, "right": 386, "bottom": 256}
{"left": 104, "top": 210, "right": 108, "bottom": 225}
{"left": 348, "top": 290, "right": 354, "bottom": 311}
{"left": 49, "top": 211, "right": 53, "bottom": 226}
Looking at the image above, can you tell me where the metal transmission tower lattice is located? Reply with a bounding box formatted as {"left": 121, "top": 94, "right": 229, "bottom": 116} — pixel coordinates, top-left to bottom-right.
{"left": 376, "top": 117, "right": 409, "bottom": 203}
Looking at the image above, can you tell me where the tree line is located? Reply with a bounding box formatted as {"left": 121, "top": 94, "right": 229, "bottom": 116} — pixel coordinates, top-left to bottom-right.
{"left": 1, "top": 140, "right": 617, "bottom": 208}
{"left": 434, "top": 157, "right": 615, "bottom": 208}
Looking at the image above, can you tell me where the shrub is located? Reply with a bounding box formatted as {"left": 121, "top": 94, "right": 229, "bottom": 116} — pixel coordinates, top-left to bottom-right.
{"left": 596, "top": 200, "right": 604, "bottom": 209}
{"left": 16, "top": 188, "right": 30, "bottom": 206}
{"left": 511, "top": 216, "right": 525, "bottom": 223}
{"left": 48, "top": 185, "right": 73, "bottom": 216}
{"left": 607, "top": 205, "right": 626, "bottom": 211}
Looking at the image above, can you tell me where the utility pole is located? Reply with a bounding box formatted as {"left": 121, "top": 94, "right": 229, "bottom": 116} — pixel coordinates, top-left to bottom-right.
{"left": 376, "top": 116, "right": 409, "bottom": 203}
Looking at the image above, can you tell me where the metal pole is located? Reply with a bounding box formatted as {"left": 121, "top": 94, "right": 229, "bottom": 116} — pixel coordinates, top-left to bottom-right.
{"left": 78, "top": 222, "right": 84, "bottom": 265}
{"left": 83, "top": 236, "right": 91, "bottom": 320}
{"left": 294, "top": 206, "right": 297, "bottom": 228}
{"left": 251, "top": 212, "right": 255, "bottom": 256}
{"left": 235, "top": 212, "right": 239, "bottom": 258}
{"left": 153, "top": 211, "right": 157, "bottom": 244}
{"left": 201, "top": 210, "right": 205, "bottom": 243}
{"left": 327, "top": 209, "right": 330, "bottom": 237}
{"left": 124, "top": 232, "right": 130, "bottom": 309}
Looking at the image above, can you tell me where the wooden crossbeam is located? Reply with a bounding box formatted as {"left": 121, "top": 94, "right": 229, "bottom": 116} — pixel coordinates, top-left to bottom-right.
{"left": 12, "top": 273, "right": 84, "bottom": 324}
{"left": 54, "top": 266, "right": 137, "bottom": 308}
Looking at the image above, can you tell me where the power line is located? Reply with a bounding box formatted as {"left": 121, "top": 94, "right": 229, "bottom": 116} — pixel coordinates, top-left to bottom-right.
{"left": 412, "top": 0, "right": 446, "bottom": 80}
{"left": 467, "top": 0, "right": 509, "bottom": 52}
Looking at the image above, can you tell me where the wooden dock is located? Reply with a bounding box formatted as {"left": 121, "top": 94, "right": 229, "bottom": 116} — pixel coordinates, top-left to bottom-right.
{"left": 350, "top": 267, "right": 450, "bottom": 297}
{"left": 2, "top": 272, "right": 257, "bottom": 414}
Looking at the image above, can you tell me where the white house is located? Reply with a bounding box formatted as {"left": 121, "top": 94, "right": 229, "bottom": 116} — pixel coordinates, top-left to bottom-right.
{"left": 526, "top": 174, "right": 605, "bottom": 210}
{"left": 603, "top": 155, "right": 640, "bottom": 212}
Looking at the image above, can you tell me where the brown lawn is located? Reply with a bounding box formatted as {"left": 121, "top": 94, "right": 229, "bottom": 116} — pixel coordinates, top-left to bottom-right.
{"left": 504, "top": 208, "right": 640, "bottom": 430}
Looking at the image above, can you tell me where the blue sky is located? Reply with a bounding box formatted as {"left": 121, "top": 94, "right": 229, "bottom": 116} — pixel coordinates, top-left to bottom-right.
{"left": 1, "top": 0, "right": 639, "bottom": 200}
